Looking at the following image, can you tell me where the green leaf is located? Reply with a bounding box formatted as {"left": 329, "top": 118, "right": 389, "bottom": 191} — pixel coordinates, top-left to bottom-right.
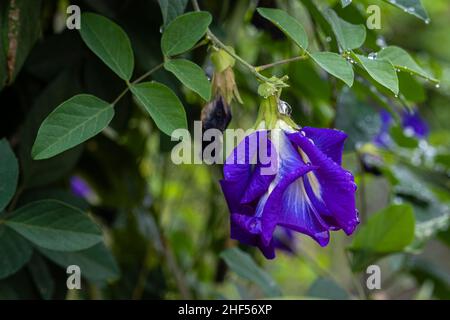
{"left": 164, "top": 59, "right": 211, "bottom": 101}
{"left": 355, "top": 54, "right": 399, "bottom": 95}
{"left": 307, "top": 277, "right": 349, "bottom": 300}
{"left": 38, "top": 243, "right": 120, "bottom": 282}
{"left": 323, "top": 9, "right": 366, "bottom": 50}
{"left": 0, "top": 225, "right": 33, "bottom": 279}
{"left": 157, "top": 0, "right": 189, "bottom": 26}
{"left": 349, "top": 204, "right": 415, "bottom": 271}
{"left": 19, "top": 70, "right": 83, "bottom": 188}
{"left": 6, "top": 200, "right": 103, "bottom": 252}
{"left": 161, "top": 11, "right": 212, "bottom": 56}
{"left": 335, "top": 88, "right": 381, "bottom": 151}
{"left": 80, "top": 12, "right": 134, "bottom": 80}
{"left": 378, "top": 46, "right": 437, "bottom": 82}
{"left": 220, "top": 248, "right": 282, "bottom": 297}
{"left": 27, "top": 253, "right": 54, "bottom": 299}
{"left": 130, "top": 82, "right": 187, "bottom": 136}
{"left": 0, "top": 139, "right": 19, "bottom": 211}
{"left": 310, "top": 52, "right": 354, "bottom": 87}
{"left": 31, "top": 94, "right": 114, "bottom": 160}
{"left": 383, "top": 0, "right": 429, "bottom": 22}
{"left": 257, "top": 8, "right": 308, "bottom": 50}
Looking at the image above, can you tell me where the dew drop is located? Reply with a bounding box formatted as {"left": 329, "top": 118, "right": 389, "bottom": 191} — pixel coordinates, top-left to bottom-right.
{"left": 425, "top": 19, "right": 431, "bottom": 24}
{"left": 368, "top": 52, "right": 378, "bottom": 60}
{"left": 325, "top": 36, "right": 332, "bottom": 43}
{"left": 435, "top": 83, "right": 440, "bottom": 89}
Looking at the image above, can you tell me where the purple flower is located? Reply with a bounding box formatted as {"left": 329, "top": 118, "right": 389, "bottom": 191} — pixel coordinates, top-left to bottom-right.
{"left": 374, "top": 109, "right": 429, "bottom": 147}
{"left": 220, "top": 117, "right": 359, "bottom": 259}
{"left": 70, "top": 176, "right": 93, "bottom": 199}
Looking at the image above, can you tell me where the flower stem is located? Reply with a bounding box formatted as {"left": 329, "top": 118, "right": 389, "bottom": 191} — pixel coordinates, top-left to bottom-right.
{"left": 255, "top": 55, "right": 309, "bottom": 71}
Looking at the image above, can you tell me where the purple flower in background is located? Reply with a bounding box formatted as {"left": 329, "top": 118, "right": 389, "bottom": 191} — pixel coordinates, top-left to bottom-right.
{"left": 374, "top": 109, "right": 429, "bottom": 147}
{"left": 70, "top": 176, "right": 93, "bottom": 199}
{"left": 220, "top": 120, "right": 358, "bottom": 259}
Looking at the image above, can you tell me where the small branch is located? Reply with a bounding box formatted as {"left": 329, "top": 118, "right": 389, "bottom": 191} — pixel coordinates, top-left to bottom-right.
{"left": 255, "top": 55, "right": 308, "bottom": 71}
{"left": 131, "top": 62, "right": 164, "bottom": 85}
{"left": 192, "top": 0, "right": 272, "bottom": 83}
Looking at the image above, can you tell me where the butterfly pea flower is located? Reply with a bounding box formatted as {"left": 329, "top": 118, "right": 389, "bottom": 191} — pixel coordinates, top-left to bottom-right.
{"left": 374, "top": 109, "right": 429, "bottom": 147}
{"left": 220, "top": 96, "right": 359, "bottom": 259}
{"left": 70, "top": 176, "right": 93, "bottom": 199}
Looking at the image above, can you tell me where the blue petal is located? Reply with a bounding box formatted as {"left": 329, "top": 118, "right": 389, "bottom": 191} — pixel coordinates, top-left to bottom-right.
{"left": 301, "top": 127, "right": 347, "bottom": 165}
{"left": 287, "top": 131, "right": 359, "bottom": 235}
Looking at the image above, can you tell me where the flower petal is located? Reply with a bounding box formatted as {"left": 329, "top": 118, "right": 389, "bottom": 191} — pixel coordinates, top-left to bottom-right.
{"left": 301, "top": 127, "right": 347, "bottom": 165}
{"left": 230, "top": 213, "right": 275, "bottom": 259}
{"left": 287, "top": 132, "right": 359, "bottom": 235}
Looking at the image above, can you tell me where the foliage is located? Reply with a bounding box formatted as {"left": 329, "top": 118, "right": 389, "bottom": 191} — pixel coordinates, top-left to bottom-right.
{"left": 0, "top": 0, "right": 449, "bottom": 300}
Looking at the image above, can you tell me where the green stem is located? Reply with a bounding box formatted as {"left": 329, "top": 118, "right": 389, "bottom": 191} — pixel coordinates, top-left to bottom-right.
{"left": 192, "top": 0, "right": 272, "bottom": 83}
{"left": 110, "top": 63, "right": 164, "bottom": 106}
{"left": 131, "top": 62, "right": 164, "bottom": 85}
{"left": 255, "top": 55, "right": 308, "bottom": 71}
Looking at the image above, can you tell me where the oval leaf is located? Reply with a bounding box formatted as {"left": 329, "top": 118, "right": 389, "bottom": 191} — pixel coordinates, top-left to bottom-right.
{"left": 38, "top": 243, "right": 120, "bottom": 282}
{"left": 6, "top": 200, "right": 103, "bottom": 252}
{"left": 158, "top": 0, "right": 189, "bottom": 26}
{"left": 220, "top": 248, "right": 282, "bottom": 297}
{"left": 130, "top": 82, "right": 187, "bottom": 136}
{"left": 164, "top": 59, "right": 211, "bottom": 101}
{"left": 349, "top": 204, "right": 415, "bottom": 271}
{"left": 310, "top": 52, "right": 354, "bottom": 87}
{"left": 0, "top": 226, "right": 33, "bottom": 279}
{"left": 80, "top": 13, "right": 134, "bottom": 80}
{"left": 257, "top": 8, "right": 308, "bottom": 50}
{"left": 383, "top": 0, "right": 429, "bottom": 22}
{"left": 161, "top": 11, "right": 212, "bottom": 56}
{"left": 31, "top": 94, "right": 114, "bottom": 160}
{"left": 0, "top": 139, "right": 19, "bottom": 211}
{"left": 356, "top": 54, "right": 399, "bottom": 95}
{"left": 378, "top": 46, "right": 437, "bottom": 82}
{"left": 323, "top": 9, "right": 366, "bottom": 50}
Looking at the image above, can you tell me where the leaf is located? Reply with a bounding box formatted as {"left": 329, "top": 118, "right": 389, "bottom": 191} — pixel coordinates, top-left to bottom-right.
{"left": 355, "top": 54, "right": 399, "bottom": 95}
{"left": 31, "top": 94, "right": 114, "bottom": 160}
{"left": 0, "top": 0, "right": 42, "bottom": 87}
{"left": 130, "top": 82, "right": 187, "bottom": 136}
{"left": 383, "top": 0, "right": 429, "bottom": 22}
{"left": 0, "top": 225, "right": 33, "bottom": 279}
{"left": 6, "top": 200, "right": 103, "bottom": 252}
{"left": 164, "top": 59, "right": 211, "bottom": 101}
{"left": 310, "top": 52, "right": 354, "bottom": 87}
{"left": 157, "top": 0, "right": 189, "bottom": 26}
{"left": 38, "top": 243, "right": 120, "bottom": 282}
{"left": 80, "top": 12, "right": 134, "bottom": 80}
{"left": 378, "top": 46, "right": 437, "bottom": 82}
{"left": 307, "top": 277, "right": 349, "bottom": 300}
{"left": 19, "top": 70, "right": 83, "bottom": 188}
{"left": 161, "top": 11, "right": 212, "bottom": 57}
{"left": 335, "top": 88, "right": 381, "bottom": 151}
{"left": 323, "top": 8, "right": 366, "bottom": 50}
{"left": 349, "top": 204, "right": 415, "bottom": 271}
{"left": 220, "top": 248, "right": 282, "bottom": 297}
{"left": 257, "top": 8, "right": 308, "bottom": 50}
{"left": 0, "top": 139, "right": 19, "bottom": 211}
{"left": 27, "top": 253, "right": 54, "bottom": 299}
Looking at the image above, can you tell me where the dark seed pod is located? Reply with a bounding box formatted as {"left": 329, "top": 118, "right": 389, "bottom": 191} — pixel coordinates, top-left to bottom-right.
{"left": 201, "top": 96, "right": 232, "bottom": 133}
{"left": 201, "top": 96, "right": 232, "bottom": 158}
